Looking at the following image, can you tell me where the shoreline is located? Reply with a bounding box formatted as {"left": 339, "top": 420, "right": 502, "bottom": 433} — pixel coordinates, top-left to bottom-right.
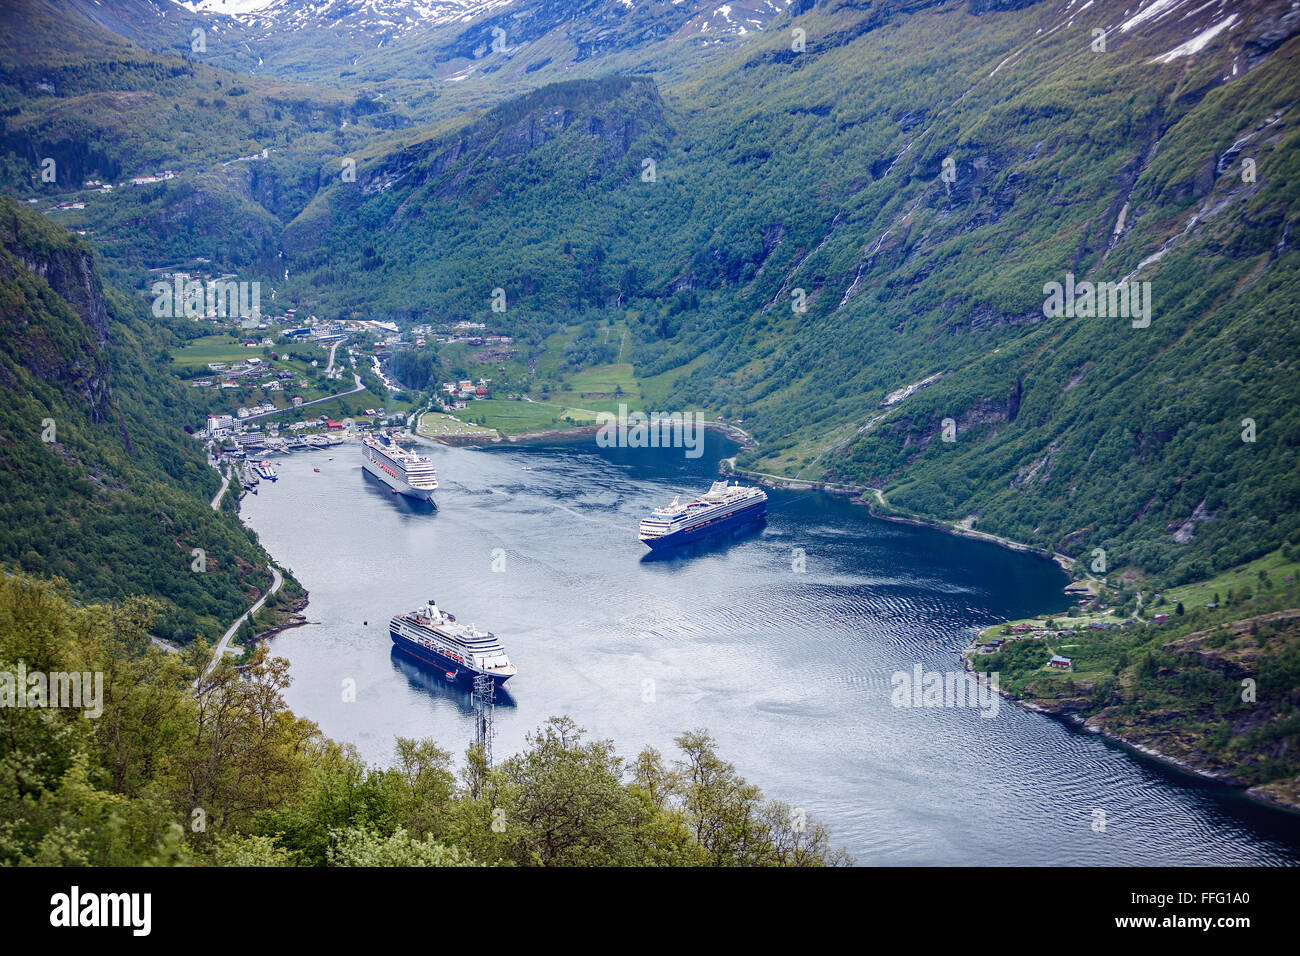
{"left": 408, "top": 417, "right": 758, "bottom": 448}
{"left": 222, "top": 467, "right": 313, "bottom": 649}
{"left": 726, "top": 465, "right": 1075, "bottom": 574}
{"left": 955, "top": 632, "right": 1300, "bottom": 815}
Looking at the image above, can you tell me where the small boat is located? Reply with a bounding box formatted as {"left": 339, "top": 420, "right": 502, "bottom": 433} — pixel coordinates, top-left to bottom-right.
{"left": 444, "top": 670, "right": 458, "bottom": 681}
{"left": 313, "top": 467, "right": 320, "bottom": 472}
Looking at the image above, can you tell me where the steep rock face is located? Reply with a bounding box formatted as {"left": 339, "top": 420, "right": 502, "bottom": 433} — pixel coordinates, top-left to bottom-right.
{"left": 0, "top": 203, "right": 113, "bottom": 423}
{"left": 0, "top": 196, "right": 282, "bottom": 638}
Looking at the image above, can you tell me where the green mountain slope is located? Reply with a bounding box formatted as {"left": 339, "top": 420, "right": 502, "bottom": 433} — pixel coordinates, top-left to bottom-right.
{"left": 0, "top": 195, "right": 288, "bottom": 642}
{"left": 2, "top": 0, "right": 1297, "bottom": 590}
{"left": 267, "top": 0, "right": 1300, "bottom": 585}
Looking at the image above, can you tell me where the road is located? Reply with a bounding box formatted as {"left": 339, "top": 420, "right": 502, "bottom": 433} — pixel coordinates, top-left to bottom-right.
{"left": 210, "top": 467, "right": 230, "bottom": 510}
{"left": 325, "top": 339, "right": 341, "bottom": 375}
{"left": 199, "top": 564, "right": 283, "bottom": 682}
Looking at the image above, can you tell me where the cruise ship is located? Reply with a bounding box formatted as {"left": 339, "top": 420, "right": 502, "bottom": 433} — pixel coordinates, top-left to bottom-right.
{"left": 362, "top": 433, "right": 438, "bottom": 501}
{"left": 389, "top": 599, "right": 516, "bottom": 686}
{"left": 639, "top": 479, "right": 768, "bottom": 549}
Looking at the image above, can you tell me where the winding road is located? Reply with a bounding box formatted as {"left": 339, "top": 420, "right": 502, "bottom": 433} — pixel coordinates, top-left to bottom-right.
{"left": 198, "top": 564, "right": 283, "bottom": 682}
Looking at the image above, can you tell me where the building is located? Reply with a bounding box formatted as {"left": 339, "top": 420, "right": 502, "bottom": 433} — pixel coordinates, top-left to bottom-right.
{"left": 207, "top": 413, "right": 235, "bottom": 436}
{"left": 292, "top": 396, "right": 303, "bottom": 407}
{"left": 1048, "top": 655, "right": 1073, "bottom": 670}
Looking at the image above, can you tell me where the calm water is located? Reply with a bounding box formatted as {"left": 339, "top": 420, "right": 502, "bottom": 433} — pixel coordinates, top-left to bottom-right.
{"left": 239, "top": 432, "right": 1300, "bottom": 865}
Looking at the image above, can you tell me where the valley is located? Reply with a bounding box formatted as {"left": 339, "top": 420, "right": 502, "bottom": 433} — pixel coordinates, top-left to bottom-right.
{"left": 0, "top": 0, "right": 1297, "bottom": 879}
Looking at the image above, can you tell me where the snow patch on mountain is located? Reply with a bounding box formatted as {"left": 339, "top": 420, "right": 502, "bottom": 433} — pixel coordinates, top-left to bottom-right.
{"left": 174, "top": 0, "right": 518, "bottom": 36}
{"left": 1151, "top": 11, "right": 1239, "bottom": 62}
{"left": 684, "top": 0, "right": 791, "bottom": 36}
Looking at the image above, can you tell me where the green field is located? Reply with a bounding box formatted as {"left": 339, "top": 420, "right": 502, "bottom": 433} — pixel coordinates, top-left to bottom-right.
{"left": 552, "top": 364, "right": 643, "bottom": 412}
{"left": 169, "top": 335, "right": 263, "bottom": 368}
{"left": 418, "top": 411, "right": 499, "bottom": 440}
{"left": 458, "top": 399, "right": 599, "bottom": 435}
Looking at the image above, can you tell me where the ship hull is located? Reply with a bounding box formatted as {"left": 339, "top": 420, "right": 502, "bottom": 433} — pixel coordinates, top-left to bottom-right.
{"left": 640, "top": 499, "right": 767, "bottom": 549}
{"left": 362, "top": 455, "right": 437, "bottom": 501}
{"left": 390, "top": 629, "right": 513, "bottom": 687}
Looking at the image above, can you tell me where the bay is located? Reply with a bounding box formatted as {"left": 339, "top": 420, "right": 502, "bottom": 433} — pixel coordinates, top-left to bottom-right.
{"left": 238, "top": 431, "right": 1300, "bottom": 865}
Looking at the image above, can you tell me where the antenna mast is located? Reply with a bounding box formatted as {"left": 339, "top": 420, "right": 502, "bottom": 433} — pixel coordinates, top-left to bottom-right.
{"left": 472, "top": 673, "right": 495, "bottom": 768}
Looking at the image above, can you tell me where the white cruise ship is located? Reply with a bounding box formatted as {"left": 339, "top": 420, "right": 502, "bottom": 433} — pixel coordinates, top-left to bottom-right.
{"left": 389, "top": 599, "right": 516, "bottom": 686}
{"left": 362, "top": 433, "right": 438, "bottom": 500}
{"left": 639, "top": 479, "right": 767, "bottom": 549}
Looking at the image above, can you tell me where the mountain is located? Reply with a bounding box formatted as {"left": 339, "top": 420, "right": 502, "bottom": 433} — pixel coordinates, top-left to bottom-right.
{"left": 173, "top": 0, "right": 795, "bottom": 50}
{"left": 2, "top": 0, "right": 1298, "bottom": 591}
{"left": 0, "top": 194, "right": 293, "bottom": 642}
{"left": 61, "top": 0, "right": 795, "bottom": 105}
{"left": 271, "top": 0, "right": 1300, "bottom": 584}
